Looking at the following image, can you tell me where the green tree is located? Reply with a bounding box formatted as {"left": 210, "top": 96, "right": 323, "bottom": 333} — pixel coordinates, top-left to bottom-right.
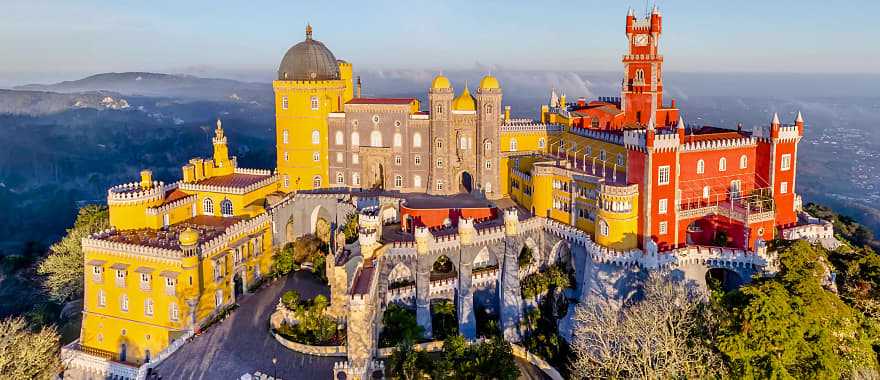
{"left": 716, "top": 240, "right": 879, "bottom": 378}
{"left": 342, "top": 213, "right": 359, "bottom": 244}
{"left": 380, "top": 304, "right": 424, "bottom": 347}
{"left": 0, "top": 316, "right": 61, "bottom": 378}
{"left": 386, "top": 340, "right": 431, "bottom": 380}
{"left": 281, "top": 290, "right": 300, "bottom": 310}
{"left": 37, "top": 205, "right": 109, "bottom": 302}
{"left": 431, "top": 300, "right": 457, "bottom": 340}
{"left": 273, "top": 243, "right": 296, "bottom": 275}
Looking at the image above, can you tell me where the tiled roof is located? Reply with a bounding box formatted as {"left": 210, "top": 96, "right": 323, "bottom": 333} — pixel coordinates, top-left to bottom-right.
{"left": 193, "top": 173, "right": 270, "bottom": 188}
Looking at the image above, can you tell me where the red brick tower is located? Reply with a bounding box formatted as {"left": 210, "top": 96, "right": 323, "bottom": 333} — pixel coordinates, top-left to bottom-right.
{"left": 622, "top": 6, "right": 663, "bottom": 126}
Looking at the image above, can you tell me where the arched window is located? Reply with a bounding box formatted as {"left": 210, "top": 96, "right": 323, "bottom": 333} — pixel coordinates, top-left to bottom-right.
{"left": 485, "top": 104, "right": 493, "bottom": 115}
{"left": 351, "top": 132, "right": 360, "bottom": 146}
{"left": 485, "top": 182, "right": 492, "bottom": 193}
{"left": 413, "top": 175, "right": 422, "bottom": 188}
{"left": 220, "top": 199, "right": 233, "bottom": 217}
{"left": 484, "top": 140, "right": 492, "bottom": 152}
{"left": 311, "top": 130, "right": 320, "bottom": 145}
{"left": 485, "top": 160, "right": 492, "bottom": 170}
{"left": 436, "top": 139, "right": 444, "bottom": 149}
{"left": 203, "top": 198, "right": 214, "bottom": 215}
{"left": 739, "top": 155, "right": 748, "bottom": 169}
{"left": 312, "top": 176, "right": 322, "bottom": 188}
{"left": 510, "top": 138, "right": 518, "bottom": 151}
{"left": 538, "top": 138, "right": 545, "bottom": 148}
{"left": 393, "top": 133, "right": 402, "bottom": 147}
{"left": 697, "top": 159, "right": 705, "bottom": 174}
{"left": 336, "top": 172, "right": 344, "bottom": 185}
{"left": 414, "top": 155, "right": 422, "bottom": 166}
{"left": 719, "top": 157, "right": 727, "bottom": 172}
{"left": 413, "top": 133, "right": 422, "bottom": 148}
{"left": 282, "top": 130, "right": 289, "bottom": 144}
{"left": 394, "top": 155, "right": 402, "bottom": 166}
{"left": 460, "top": 136, "right": 468, "bottom": 150}
{"left": 599, "top": 219, "right": 609, "bottom": 236}
{"left": 394, "top": 175, "right": 403, "bottom": 188}
{"left": 335, "top": 131, "right": 344, "bottom": 145}
{"left": 703, "top": 186, "right": 710, "bottom": 199}
{"left": 352, "top": 173, "right": 360, "bottom": 186}
{"left": 370, "top": 131, "right": 382, "bottom": 147}
{"left": 634, "top": 69, "right": 645, "bottom": 85}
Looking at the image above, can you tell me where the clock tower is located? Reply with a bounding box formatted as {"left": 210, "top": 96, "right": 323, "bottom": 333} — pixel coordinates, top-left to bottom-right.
{"left": 622, "top": 6, "right": 663, "bottom": 126}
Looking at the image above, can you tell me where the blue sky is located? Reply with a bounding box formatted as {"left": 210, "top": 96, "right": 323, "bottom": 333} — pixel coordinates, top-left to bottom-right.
{"left": 1, "top": 0, "right": 878, "bottom": 80}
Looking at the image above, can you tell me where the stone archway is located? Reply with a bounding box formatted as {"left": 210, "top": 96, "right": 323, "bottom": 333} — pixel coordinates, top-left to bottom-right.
{"left": 388, "top": 262, "right": 415, "bottom": 289}
{"left": 310, "top": 205, "right": 332, "bottom": 243}
{"left": 431, "top": 255, "right": 456, "bottom": 282}
{"left": 459, "top": 171, "right": 473, "bottom": 193}
{"left": 706, "top": 267, "right": 745, "bottom": 292}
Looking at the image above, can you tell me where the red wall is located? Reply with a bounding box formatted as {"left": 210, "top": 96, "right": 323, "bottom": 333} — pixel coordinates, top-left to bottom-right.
{"left": 678, "top": 147, "right": 757, "bottom": 204}
{"left": 400, "top": 205, "right": 496, "bottom": 230}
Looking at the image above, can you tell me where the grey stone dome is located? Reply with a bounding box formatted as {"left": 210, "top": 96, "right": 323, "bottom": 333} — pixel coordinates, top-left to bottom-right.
{"left": 278, "top": 25, "right": 339, "bottom": 81}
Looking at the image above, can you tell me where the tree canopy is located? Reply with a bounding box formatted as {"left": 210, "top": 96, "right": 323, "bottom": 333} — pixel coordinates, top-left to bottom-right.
{"left": 0, "top": 316, "right": 61, "bottom": 378}
{"left": 715, "top": 240, "right": 879, "bottom": 378}
{"left": 37, "top": 204, "right": 109, "bottom": 302}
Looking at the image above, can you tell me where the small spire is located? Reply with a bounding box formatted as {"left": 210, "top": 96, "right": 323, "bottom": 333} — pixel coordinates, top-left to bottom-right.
{"left": 216, "top": 118, "right": 222, "bottom": 130}
{"left": 677, "top": 115, "right": 685, "bottom": 129}
{"left": 652, "top": 4, "right": 660, "bottom": 15}
{"left": 795, "top": 111, "right": 804, "bottom": 124}
{"left": 771, "top": 112, "right": 780, "bottom": 125}
{"left": 647, "top": 114, "right": 656, "bottom": 131}
{"left": 306, "top": 23, "right": 313, "bottom": 39}
{"left": 627, "top": 7, "right": 635, "bottom": 17}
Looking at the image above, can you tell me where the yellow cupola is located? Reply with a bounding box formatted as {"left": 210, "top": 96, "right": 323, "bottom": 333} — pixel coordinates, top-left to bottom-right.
{"left": 178, "top": 228, "right": 200, "bottom": 247}
{"left": 431, "top": 74, "right": 451, "bottom": 90}
{"left": 452, "top": 86, "right": 477, "bottom": 111}
{"left": 479, "top": 75, "right": 500, "bottom": 90}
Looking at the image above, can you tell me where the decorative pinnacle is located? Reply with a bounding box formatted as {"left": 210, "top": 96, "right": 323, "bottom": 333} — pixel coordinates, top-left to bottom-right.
{"left": 647, "top": 114, "right": 656, "bottom": 131}
{"left": 627, "top": 7, "right": 635, "bottom": 17}
{"left": 795, "top": 111, "right": 804, "bottom": 124}
{"left": 306, "top": 23, "right": 313, "bottom": 39}
{"left": 771, "top": 112, "right": 780, "bottom": 125}
{"left": 677, "top": 115, "right": 685, "bottom": 129}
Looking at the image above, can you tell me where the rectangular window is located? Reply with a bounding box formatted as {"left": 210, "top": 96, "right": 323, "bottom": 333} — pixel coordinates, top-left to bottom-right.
{"left": 98, "top": 290, "right": 106, "bottom": 307}
{"left": 313, "top": 152, "right": 320, "bottom": 162}
{"left": 780, "top": 181, "right": 788, "bottom": 194}
{"left": 436, "top": 181, "right": 444, "bottom": 191}
{"left": 170, "top": 303, "right": 179, "bottom": 321}
{"left": 352, "top": 153, "right": 359, "bottom": 165}
{"left": 657, "top": 166, "right": 670, "bottom": 185}
{"left": 658, "top": 199, "right": 668, "bottom": 214}
{"left": 215, "top": 290, "right": 224, "bottom": 307}
{"left": 140, "top": 273, "right": 151, "bottom": 290}
{"left": 780, "top": 154, "right": 791, "bottom": 171}
{"left": 310, "top": 96, "right": 319, "bottom": 110}
{"left": 144, "top": 299, "right": 154, "bottom": 316}
{"left": 281, "top": 96, "right": 288, "bottom": 110}
{"left": 120, "top": 295, "right": 129, "bottom": 312}
{"left": 659, "top": 221, "right": 668, "bottom": 235}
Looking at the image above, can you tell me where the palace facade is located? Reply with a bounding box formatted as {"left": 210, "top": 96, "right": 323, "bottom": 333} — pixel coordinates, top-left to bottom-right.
{"left": 66, "top": 6, "right": 805, "bottom": 379}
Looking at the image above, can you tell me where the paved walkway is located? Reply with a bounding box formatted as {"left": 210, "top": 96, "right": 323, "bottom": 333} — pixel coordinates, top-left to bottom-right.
{"left": 153, "top": 271, "right": 336, "bottom": 380}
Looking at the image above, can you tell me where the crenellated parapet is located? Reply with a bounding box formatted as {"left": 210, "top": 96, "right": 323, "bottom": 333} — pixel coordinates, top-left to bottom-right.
{"left": 571, "top": 126, "right": 625, "bottom": 146}
{"left": 681, "top": 135, "right": 756, "bottom": 152}
{"left": 200, "top": 213, "right": 270, "bottom": 256}
{"left": 107, "top": 181, "right": 170, "bottom": 206}
{"left": 178, "top": 173, "right": 278, "bottom": 195}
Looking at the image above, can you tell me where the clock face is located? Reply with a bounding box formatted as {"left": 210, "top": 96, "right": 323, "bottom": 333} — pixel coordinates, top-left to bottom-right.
{"left": 634, "top": 35, "right": 649, "bottom": 46}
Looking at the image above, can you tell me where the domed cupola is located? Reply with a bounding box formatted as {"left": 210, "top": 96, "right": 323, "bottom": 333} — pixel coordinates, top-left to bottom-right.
{"left": 431, "top": 74, "right": 451, "bottom": 90}
{"left": 278, "top": 24, "right": 340, "bottom": 81}
{"left": 479, "top": 75, "right": 500, "bottom": 90}
{"left": 452, "top": 86, "right": 477, "bottom": 111}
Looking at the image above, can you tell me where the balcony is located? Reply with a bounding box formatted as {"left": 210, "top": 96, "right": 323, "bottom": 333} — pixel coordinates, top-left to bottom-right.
{"left": 678, "top": 193, "right": 775, "bottom": 225}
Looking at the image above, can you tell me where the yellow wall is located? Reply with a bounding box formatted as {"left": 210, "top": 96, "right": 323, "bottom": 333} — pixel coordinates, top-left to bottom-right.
{"left": 594, "top": 188, "right": 639, "bottom": 250}
{"left": 81, "top": 224, "right": 273, "bottom": 365}
{"left": 274, "top": 70, "right": 353, "bottom": 192}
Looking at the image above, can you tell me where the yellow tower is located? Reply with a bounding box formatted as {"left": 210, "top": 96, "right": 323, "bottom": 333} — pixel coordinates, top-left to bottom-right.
{"left": 211, "top": 119, "right": 234, "bottom": 176}
{"left": 594, "top": 184, "right": 639, "bottom": 250}
{"left": 274, "top": 24, "right": 354, "bottom": 192}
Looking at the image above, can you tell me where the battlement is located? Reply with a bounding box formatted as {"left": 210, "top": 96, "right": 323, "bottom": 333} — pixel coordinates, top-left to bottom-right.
{"left": 107, "top": 181, "right": 170, "bottom": 206}
{"left": 145, "top": 193, "right": 196, "bottom": 216}
{"left": 682, "top": 135, "right": 756, "bottom": 152}
{"left": 200, "top": 213, "right": 270, "bottom": 256}
{"left": 571, "top": 126, "right": 625, "bottom": 146}
{"left": 179, "top": 173, "right": 277, "bottom": 195}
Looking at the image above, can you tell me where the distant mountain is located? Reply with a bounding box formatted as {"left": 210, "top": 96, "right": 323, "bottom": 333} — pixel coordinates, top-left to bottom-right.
{"left": 15, "top": 72, "right": 272, "bottom": 104}
{"left": 0, "top": 89, "right": 131, "bottom": 115}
